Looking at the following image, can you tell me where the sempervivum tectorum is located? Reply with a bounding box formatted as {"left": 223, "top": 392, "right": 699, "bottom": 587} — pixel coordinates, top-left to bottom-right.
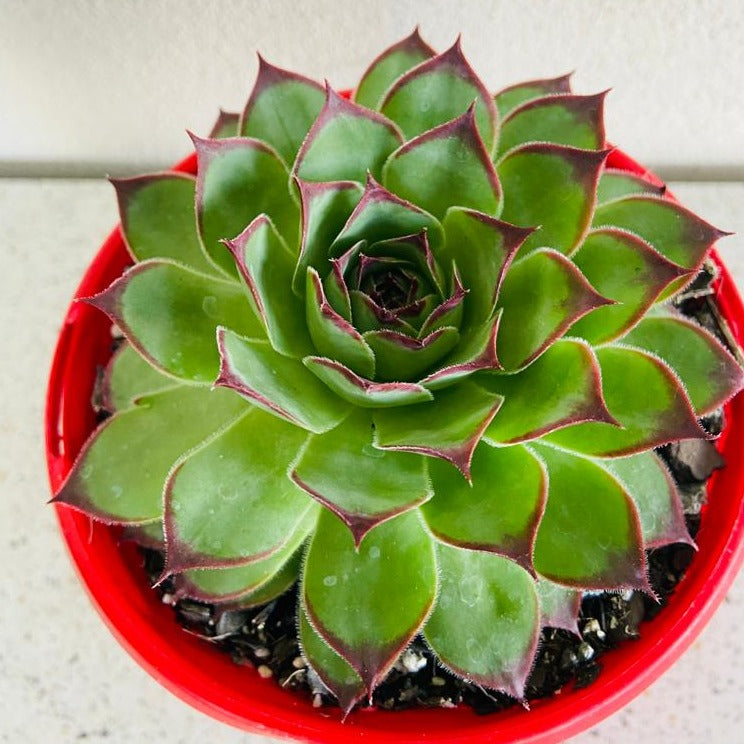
{"left": 53, "top": 29, "right": 743, "bottom": 713}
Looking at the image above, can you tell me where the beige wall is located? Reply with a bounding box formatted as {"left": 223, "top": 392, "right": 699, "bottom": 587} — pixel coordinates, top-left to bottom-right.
{"left": 2, "top": 0, "right": 743, "bottom": 177}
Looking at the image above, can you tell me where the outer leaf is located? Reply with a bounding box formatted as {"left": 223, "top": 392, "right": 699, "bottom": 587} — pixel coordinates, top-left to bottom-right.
{"left": 240, "top": 55, "right": 325, "bottom": 165}
{"left": 423, "top": 542, "right": 540, "bottom": 698}
{"left": 498, "top": 143, "right": 609, "bottom": 255}
{"left": 303, "top": 356, "right": 434, "bottom": 407}
{"left": 536, "top": 579, "right": 581, "bottom": 635}
{"left": 193, "top": 134, "right": 299, "bottom": 275}
{"left": 545, "top": 345, "right": 706, "bottom": 456}
{"left": 596, "top": 168, "right": 665, "bottom": 205}
{"left": 621, "top": 314, "right": 744, "bottom": 415}
{"left": 163, "top": 409, "right": 315, "bottom": 572}
{"left": 176, "top": 520, "right": 310, "bottom": 603}
{"left": 208, "top": 109, "right": 240, "bottom": 139}
{"left": 303, "top": 509, "right": 437, "bottom": 693}
{"left": 531, "top": 444, "right": 649, "bottom": 590}
{"left": 363, "top": 326, "right": 460, "bottom": 382}
{"left": 294, "top": 86, "right": 403, "bottom": 183}
{"left": 112, "top": 173, "right": 217, "bottom": 276}
{"left": 494, "top": 73, "right": 573, "bottom": 119}
{"left": 225, "top": 215, "right": 313, "bottom": 357}
{"left": 306, "top": 268, "right": 376, "bottom": 378}
{"left": 101, "top": 342, "right": 177, "bottom": 412}
{"left": 592, "top": 195, "right": 727, "bottom": 271}
{"left": 440, "top": 207, "right": 535, "bottom": 325}
{"left": 299, "top": 605, "right": 365, "bottom": 716}
{"left": 498, "top": 92, "right": 607, "bottom": 157}
{"left": 604, "top": 452, "right": 692, "bottom": 548}
{"left": 482, "top": 339, "right": 616, "bottom": 444}
{"left": 216, "top": 328, "right": 350, "bottom": 434}
{"left": 373, "top": 381, "right": 504, "bottom": 479}
{"left": 52, "top": 386, "right": 246, "bottom": 523}
{"left": 569, "top": 228, "right": 688, "bottom": 344}
{"left": 354, "top": 27, "right": 435, "bottom": 110}
{"left": 382, "top": 106, "right": 502, "bottom": 220}
{"left": 293, "top": 179, "right": 363, "bottom": 296}
{"left": 87, "top": 260, "right": 262, "bottom": 383}
{"left": 331, "top": 174, "right": 444, "bottom": 254}
{"left": 291, "top": 409, "right": 432, "bottom": 545}
{"left": 421, "top": 443, "right": 546, "bottom": 571}
{"left": 496, "top": 248, "right": 611, "bottom": 371}
{"left": 380, "top": 39, "right": 499, "bottom": 152}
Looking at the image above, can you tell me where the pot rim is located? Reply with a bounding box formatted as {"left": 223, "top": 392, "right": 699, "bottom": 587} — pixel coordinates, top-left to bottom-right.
{"left": 45, "top": 149, "right": 744, "bottom": 744}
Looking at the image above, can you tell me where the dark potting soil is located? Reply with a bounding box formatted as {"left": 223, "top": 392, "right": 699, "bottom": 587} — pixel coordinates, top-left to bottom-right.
{"left": 132, "top": 260, "right": 736, "bottom": 714}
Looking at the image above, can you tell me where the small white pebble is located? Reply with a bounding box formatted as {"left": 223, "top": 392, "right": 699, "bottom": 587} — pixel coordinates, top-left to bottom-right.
{"left": 254, "top": 646, "right": 270, "bottom": 659}
{"left": 292, "top": 656, "right": 306, "bottom": 669}
{"left": 312, "top": 693, "right": 323, "bottom": 708}
{"left": 431, "top": 676, "right": 446, "bottom": 687}
{"left": 257, "top": 665, "right": 273, "bottom": 679}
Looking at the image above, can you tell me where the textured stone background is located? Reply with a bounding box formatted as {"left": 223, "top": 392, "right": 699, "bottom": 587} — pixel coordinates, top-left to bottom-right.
{"left": 1, "top": 0, "right": 743, "bottom": 178}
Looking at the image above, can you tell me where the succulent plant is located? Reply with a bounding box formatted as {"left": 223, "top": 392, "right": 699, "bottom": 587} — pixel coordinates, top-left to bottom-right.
{"left": 54, "top": 29, "right": 743, "bottom": 714}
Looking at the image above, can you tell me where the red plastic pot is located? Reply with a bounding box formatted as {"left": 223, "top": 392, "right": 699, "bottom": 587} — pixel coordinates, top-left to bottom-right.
{"left": 46, "top": 149, "right": 744, "bottom": 743}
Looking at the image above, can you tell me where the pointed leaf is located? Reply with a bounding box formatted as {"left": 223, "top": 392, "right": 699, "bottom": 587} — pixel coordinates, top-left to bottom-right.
{"left": 494, "top": 73, "right": 573, "bottom": 119}
{"left": 299, "top": 605, "right": 365, "bottom": 715}
{"left": 52, "top": 386, "right": 246, "bottom": 523}
{"left": 112, "top": 173, "right": 217, "bottom": 276}
{"left": 294, "top": 86, "right": 403, "bottom": 183}
{"left": 482, "top": 339, "right": 615, "bottom": 444}
{"left": 164, "top": 409, "right": 314, "bottom": 572}
{"left": 303, "top": 356, "right": 434, "bottom": 407}
{"left": 348, "top": 288, "right": 419, "bottom": 334}
{"left": 373, "top": 381, "right": 503, "bottom": 479}
{"left": 536, "top": 579, "right": 581, "bottom": 634}
{"left": 532, "top": 444, "right": 649, "bottom": 590}
{"left": 354, "top": 28, "right": 435, "bottom": 110}
{"left": 303, "top": 509, "right": 437, "bottom": 693}
{"left": 420, "top": 309, "right": 502, "bottom": 389}
{"left": 545, "top": 345, "right": 706, "bottom": 456}
{"left": 364, "top": 230, "right": 445, "bottom": 296}
{"left": 240, "top": 55, "right": 325, "bottom": 165}
{"left": 194, "top": 134, "right": 299, "bottom": 274}
{"left": 363, "top": 326, "right": 459, "bottom": 382}
{"left": 225, "top": 215, "right": 312, "bottom": 357}
{"left": 87, "top": 260, "right": 262, "bottom": 383}
{"left": 380, "top": 39, "right": 498, "bottom": 152}
{"left": 101, "top": 342, "right": 177, "bottom": 412}
{"left": 382, "top": 106, "right": 502, "bottom": 220}
{"left": 424, "top": 542, "right": 540, "bottom": 698}
{"left": 569, "top": 228, "right": 688, "bottom": 344}
{"left": 496, "top": 248, "right": 611, "bottom": 371}
{"left": 216, "top": 328, "right": 350, "bottom": 433}
{"left": 293, "top": 179, "right": 363, "bottom": 295}
{"left": 596, "top": 168, "right": 665, "bottom": 205}
{"left": 291, "top": 409, "right": 432, "bottom": 545}
{"left": 621, "top": 313, "right": 744, "bottom": 415}
{"left": 208, "top": 109, "right": 240, "bottom": 139}
{"left": 422, "top": 442, "right": 546, "bottom": 571}
{"left": 604, "top": 452, "right": 692, "bottom": 548}
{"left": 498, "top": 143, "right": 609, "bottom": 255}
{"left": 418, "top": 273, "right": 466, "bottom": 337}
{"left": 440, "top": 207, "right": 534, "bottom": 325}
{"left": 306, "top": 267, "right": 376, "bottom": 378}
{"left": 592, "top": 195, "right": 726, "bottom": 271}
{"left": 331, "top": 174, "right": 444, "bottom": 254}
{"left": 498, "top": 93, "right": 607, "bottom": 157}
{"left": 176, "top": 518, "right": 311, "bottom": 602}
